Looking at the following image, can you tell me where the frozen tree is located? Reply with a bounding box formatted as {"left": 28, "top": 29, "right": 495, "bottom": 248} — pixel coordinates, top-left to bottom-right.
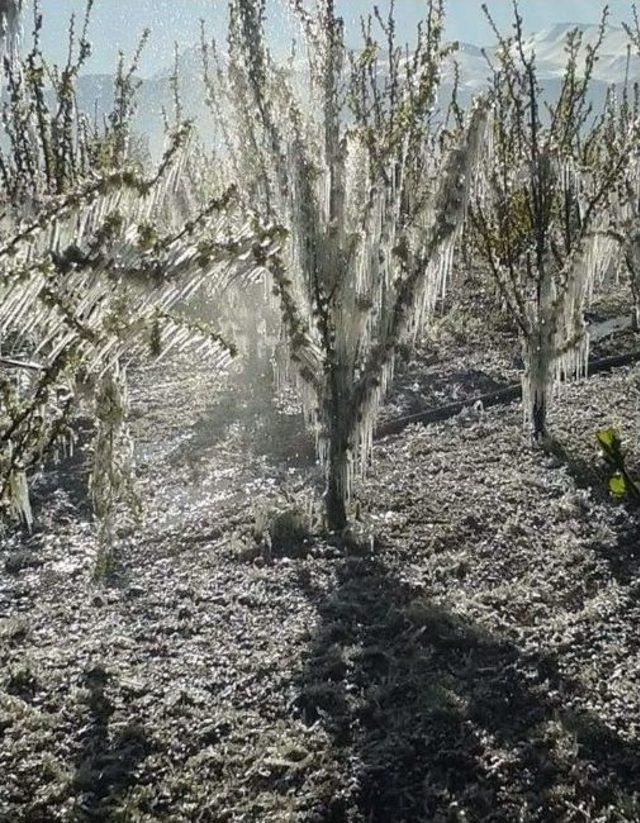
{"left": 618, "top": 216, "right": 640, "bottom": 331}
{"left": 603, "top": 9, "right": 640, "bottom": 331}
{"left": 0, "top": 0, "right": 23, "bottom": 60}
{"left": 205, "top": 0, "right": 487, "bottom": 529}
{"left": 469, "top": 3, "right": 634, "bottom": 441}
{"left": 0, "top": 5, "right": 279, "bottom": 558}
{"left": 596, "top": 91, "right": 640, "bottom": 331}
{"left": 613, "top": 196, "right": 640, "bottom": 328}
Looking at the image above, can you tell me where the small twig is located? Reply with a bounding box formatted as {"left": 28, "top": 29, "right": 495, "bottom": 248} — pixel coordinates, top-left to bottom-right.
{"left": 0, "top": 356, "right": 45, "bottom": 372}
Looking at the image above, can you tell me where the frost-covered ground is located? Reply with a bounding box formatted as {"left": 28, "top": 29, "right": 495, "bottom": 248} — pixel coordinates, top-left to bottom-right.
{"left": 1, "top": 290, "right": 640, "bottom": 821}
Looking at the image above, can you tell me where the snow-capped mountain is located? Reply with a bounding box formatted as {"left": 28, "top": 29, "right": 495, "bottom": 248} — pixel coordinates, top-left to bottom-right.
{"left": 519, "top": 22, "right": 635, "bottom": 83}
{"left": 75, "top": 22, "right": 640, "bottom": 158}
{"left": 440, "top": 22, "right": 639, "bottom": 97}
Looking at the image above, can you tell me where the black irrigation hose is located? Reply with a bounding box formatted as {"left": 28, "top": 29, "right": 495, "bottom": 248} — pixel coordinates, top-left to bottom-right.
{"left": 376, "top": 348, "right": 640, "bottom": 440}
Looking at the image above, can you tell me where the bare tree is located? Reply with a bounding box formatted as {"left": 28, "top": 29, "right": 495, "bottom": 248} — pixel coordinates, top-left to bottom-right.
{"left": 0, "top": 4, "right": 277, "bottom": 564}
{"left": 205, "top": 0, "right": 487, "bottom": 529}
{"left": 469, "top": 2, "right": 633, "bottom": 441}
{"left": 0, "top": 0, "right": 23, "bottom": 59}
{"left": 610, "top": 8, "right": 640, "bottom": 330}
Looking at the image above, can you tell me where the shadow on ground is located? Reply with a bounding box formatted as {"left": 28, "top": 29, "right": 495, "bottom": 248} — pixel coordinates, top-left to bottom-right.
{"left": 72, "top": 667, "right": 153, "bottom": 821}
{"left": 547, "top": 438, "right": 640, "bottom": 587}
{"left": 295, "top": 555, "right": 640, "bottom": 821}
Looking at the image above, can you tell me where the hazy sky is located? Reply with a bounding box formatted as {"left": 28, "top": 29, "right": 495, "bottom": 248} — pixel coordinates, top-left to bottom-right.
{"left": 36, "top": 0, "right": 635, "bottom": 77}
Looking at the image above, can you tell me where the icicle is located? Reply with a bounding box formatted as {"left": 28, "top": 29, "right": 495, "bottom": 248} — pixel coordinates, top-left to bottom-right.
{"left": 8, "top": 466, "right": 32, "bottom": 531}
{"left": 0, "top": 0, "right": 23, "bottom": 64}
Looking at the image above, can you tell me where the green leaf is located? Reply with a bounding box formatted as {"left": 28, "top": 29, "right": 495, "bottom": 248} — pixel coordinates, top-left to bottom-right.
{"left": 596, "top": 427, "right": 620, "bottom": 451}
{"left": 609, "top": 473, "right": 627, "bottom": 498}
{"left": 596, "top": 427, "right": 624, "bottom": 469}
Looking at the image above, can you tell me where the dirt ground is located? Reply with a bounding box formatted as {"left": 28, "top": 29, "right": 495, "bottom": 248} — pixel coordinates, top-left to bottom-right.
{"left": 2, "top": 281, "right": 640, "bottom": 821}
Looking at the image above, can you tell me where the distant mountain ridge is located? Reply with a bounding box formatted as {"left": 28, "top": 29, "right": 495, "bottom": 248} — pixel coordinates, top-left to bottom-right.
{"left": 442, "top": 22, "right": 637, "bottom": 90}
{"left": 74, "top": 22, "right": 639, "bottom": 158}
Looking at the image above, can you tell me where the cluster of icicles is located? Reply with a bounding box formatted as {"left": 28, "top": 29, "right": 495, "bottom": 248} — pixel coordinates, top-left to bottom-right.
{"left": 0, "top": 0, "right": 22, "bottom": 62}
{"left": 274, "top": 101, "right": 489, "bottom": 504}
{"left": 520, "top": 158, "right": 619, "bottom": 433}
{"left": 0, "top": 159, "right": 251, "bottom": 378}
{"left": 0, "top": 148, "right": 266, "bottom": 527}
{"left": 345, "top": 104, "right": 490, "bottom": 491}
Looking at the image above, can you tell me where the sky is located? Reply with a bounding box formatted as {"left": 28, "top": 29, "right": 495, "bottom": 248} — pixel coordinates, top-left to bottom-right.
{"left": 35, "top": 0, "right": 636, "bottom": 77}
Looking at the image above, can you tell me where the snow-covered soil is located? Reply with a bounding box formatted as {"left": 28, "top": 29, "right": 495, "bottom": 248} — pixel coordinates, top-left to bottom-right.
{"left": 1, "top": 284, "right": 640, "bottom": 821}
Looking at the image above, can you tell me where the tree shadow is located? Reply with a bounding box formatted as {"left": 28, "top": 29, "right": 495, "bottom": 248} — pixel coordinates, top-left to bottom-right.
{"left": 295, "top": 556, "right": 640, "bottom": 821}
{"left": 545, "top": 438, "right": 640, "bottom": 586}
{"left": 545, "top": 438, "right": 608, "bottom": 499}
{"left": 604, "top": 525, "right": 640, "bottom": 585}
{"left": 72, "top": 666, "right": 152, "bottom": 821}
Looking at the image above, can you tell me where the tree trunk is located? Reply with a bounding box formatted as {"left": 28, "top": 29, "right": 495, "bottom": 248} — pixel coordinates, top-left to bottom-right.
{"left": 626, "top": 238, "right": 640, "bottom": 332}
{"left": 325, "top": 438, "right": 348, "bottom": 532}
{"left": 524, "top": 332, "right": 553, "bottom": 443}
{"left": 525, "top": 261, "right": 556, "bottom": 442}
{"left": 632, "top": 297, "right": 640, "bottom": 333}
{"left": 324, "top": 372, "right": 350, "bottom": 532}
